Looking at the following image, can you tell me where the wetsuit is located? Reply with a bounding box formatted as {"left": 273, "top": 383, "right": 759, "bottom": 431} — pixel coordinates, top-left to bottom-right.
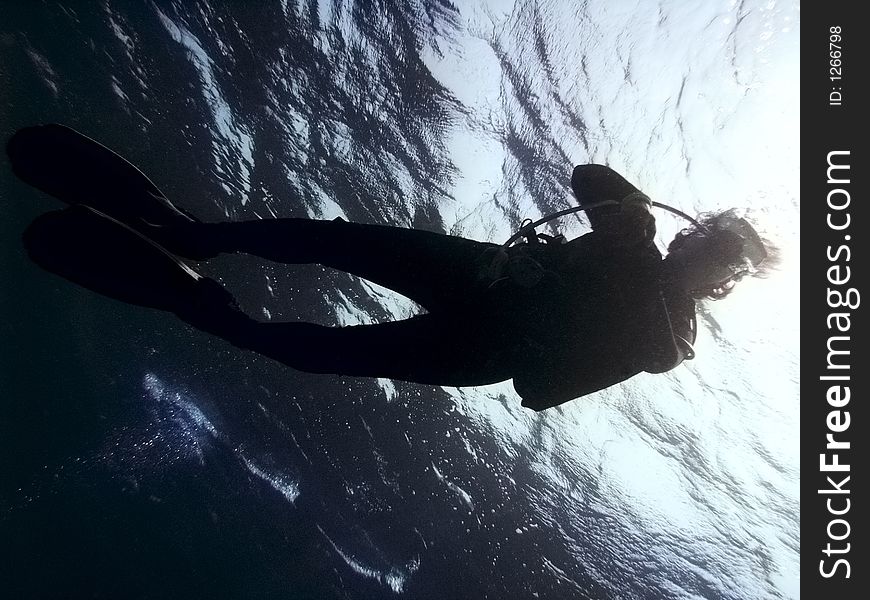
{"left": 185, "top": 165, "right": 696, "bottom": 410}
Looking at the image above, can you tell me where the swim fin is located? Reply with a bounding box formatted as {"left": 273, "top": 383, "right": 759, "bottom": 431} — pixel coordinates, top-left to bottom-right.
{"left": 7, "top": 123, "right": 197, "bottom": 229}
{"left": 22, "top": 204, "right": 232, "bottom": 317}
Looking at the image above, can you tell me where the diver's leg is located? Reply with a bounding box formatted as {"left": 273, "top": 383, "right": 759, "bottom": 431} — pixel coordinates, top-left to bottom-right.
{"left": 183, "top": 304, "right": 510, "bottom": 387}
{"left": 156, "top": 218, "right": 497, "bottom": 312}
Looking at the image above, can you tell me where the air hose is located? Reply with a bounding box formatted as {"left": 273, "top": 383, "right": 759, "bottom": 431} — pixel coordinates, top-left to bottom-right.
{"left": 503, "top": 199, "right": 703, "bottom": 247}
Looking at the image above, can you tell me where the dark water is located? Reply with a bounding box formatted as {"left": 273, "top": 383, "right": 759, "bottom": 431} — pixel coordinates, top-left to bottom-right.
{"left": 1, "top": 3, "right": 579, "bottom": 599}
{"left": 1, "top": 2, "right": 799, "bottom": 599}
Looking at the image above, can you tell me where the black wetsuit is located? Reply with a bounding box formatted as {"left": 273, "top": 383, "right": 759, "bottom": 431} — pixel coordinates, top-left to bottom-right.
{"left": 185, "top": 165, "right": 696, "bottom": 410}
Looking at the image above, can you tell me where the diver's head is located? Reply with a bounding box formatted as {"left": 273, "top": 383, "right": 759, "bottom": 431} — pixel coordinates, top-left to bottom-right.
{"left": 663, "top": 209, "right": 778, "bottom": 300}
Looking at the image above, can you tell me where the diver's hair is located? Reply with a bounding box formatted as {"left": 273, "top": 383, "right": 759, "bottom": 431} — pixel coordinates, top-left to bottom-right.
{"left": 667, "top": 208, "right": 781, "bottom": 301}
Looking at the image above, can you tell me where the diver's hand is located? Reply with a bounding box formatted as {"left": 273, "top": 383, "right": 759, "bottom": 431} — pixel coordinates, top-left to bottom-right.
{"left": 597, "top": 195, "right": 656, "bottom": 246}
{"left": 620, "top": 199, "right": 656, "bottom": 242}
{"left": 621, "top": 191, "right": 652, "bottom": 211}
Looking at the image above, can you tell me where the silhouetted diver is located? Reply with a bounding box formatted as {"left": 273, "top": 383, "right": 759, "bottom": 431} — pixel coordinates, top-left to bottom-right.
{"left": 8, "top": 124, "right": 774, "bottom": 410}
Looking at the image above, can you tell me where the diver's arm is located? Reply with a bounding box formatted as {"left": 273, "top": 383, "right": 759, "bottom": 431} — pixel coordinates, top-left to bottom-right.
{"left": 513, "top": 354, "right": 642, "bottom": 412}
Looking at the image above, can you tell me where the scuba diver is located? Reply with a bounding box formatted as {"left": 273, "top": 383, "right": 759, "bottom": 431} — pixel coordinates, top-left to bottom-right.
{"left": 8, "top": 124, "right": 776, "bottom": 411}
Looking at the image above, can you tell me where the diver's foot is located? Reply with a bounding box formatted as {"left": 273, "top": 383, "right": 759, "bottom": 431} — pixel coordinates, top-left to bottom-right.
{"left": 23, "top": 205, "right": 231, "bottom": 314}
{"left": 8, "top": 123, "right": 200, "bottom": 236}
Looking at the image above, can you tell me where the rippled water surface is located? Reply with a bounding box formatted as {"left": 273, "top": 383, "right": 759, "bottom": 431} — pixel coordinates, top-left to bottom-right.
{"left": 1, "top": 2, "right": 799, "bottom": 598}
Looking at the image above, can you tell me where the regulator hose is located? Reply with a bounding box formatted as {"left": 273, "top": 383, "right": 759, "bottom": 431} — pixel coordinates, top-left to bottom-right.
{"left": 503, "top": 200, "right": 704, "bottom": 247}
